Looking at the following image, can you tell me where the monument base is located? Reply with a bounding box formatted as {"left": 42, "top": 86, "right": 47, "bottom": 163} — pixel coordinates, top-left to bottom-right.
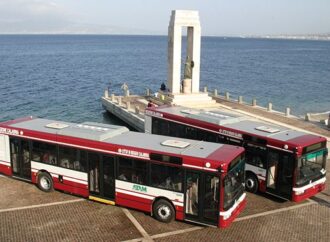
{"left": 166, "top": 92, "right": 217, "bottom": 108}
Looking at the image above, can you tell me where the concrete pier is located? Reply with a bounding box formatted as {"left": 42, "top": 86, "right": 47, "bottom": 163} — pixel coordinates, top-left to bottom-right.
{"left": 101, "top": 94, "right": 146, "bottom": 132}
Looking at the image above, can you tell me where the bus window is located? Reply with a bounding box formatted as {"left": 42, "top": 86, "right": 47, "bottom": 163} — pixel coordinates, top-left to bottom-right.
{"left": 152, "top": 118, "right": 170, "bottom": 136}
{"left": 150, "top": 164, "right": 182, "bottom": 192}
{"left": 169, "top": 122, "right": 186, "bottom": 138}
{"left": 10, "top": 139, "right": 19, "bottom": 173}
{"left": 59, "top": 146, "right": 77, "bottom": 169}
{"left": 118, "top": 157, "right": 147, "bottom": 185}
{"left": 78, "top": 150, "right": 87, "bottom": 172}
{"left": 185, "top": 172, "right": 199, "bottom": 216}
{"left": 32, "top": 141, "right": 57, "bottom": 165}
{"left": 245, "top": 145, "right": 267, "bottom": 168}
{"left": 204, "top": 175, "right": 219, "bottom": 222}
{"left": 267, "top": 152, "right": 279, "bottom": 189}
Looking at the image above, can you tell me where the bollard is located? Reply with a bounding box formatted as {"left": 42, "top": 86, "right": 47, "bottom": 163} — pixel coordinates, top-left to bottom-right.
{"left": 111, "top": 93, "right": 115, "bottom": 102}
{"left": 238, "top": 96, "right": 243, "bottom": 104}
{"left": 305, "top": 113, "right": 311, "bottom": 121}
{"left": 126, "top": 101, "right": 130, "bottom": 110}
{"left": 252, "top": 98, "right": 257, "bottom": 107}
{"left": 268, "top": 103, "right": 272, "bottom": 112}
{"left": 328, "top": 113, "right": 330, "bottom": 128}
{"left": 118, "top": 96, "right": 122, "bottom": 106}
{"left": 214, "top": 89, "right": 218, "bottom": 97}
{"left": 135, "top": 106, "right": 140, "bottom": 115}
{"left": 104, "top": 89, "right": 109, "bottom": 98}
{"left": 225, "top": 92, "right": 230, "bottom": 100}
{"left": 285, "top": 107, "right": 290, "bottom": 116}
{"left": 146, "top": 88, "right": 151, "bottom": 96}
{"left": 204, "top": 86, "right": 208, "bottom": 93}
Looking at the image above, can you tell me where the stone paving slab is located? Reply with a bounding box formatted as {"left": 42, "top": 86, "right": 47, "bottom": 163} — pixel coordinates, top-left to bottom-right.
{"left": 156, "top": 204, "right": 330, "bottom": 242}
{"left": 129, "top": 209, "right": 195, "bottom": 236}
{"left": 0, "top": 176, "right": 74, "bottom": 209}
{"left": 1, "top": 166, "right": 329, "bottom": 242}
{"left": 0, "top": 200, "right": 140, "bottom": 242}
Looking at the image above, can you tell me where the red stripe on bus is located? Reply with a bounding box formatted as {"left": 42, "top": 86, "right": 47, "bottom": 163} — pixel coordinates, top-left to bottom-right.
{"left": 0, "top": 164, "right": 12, "bottom": 176}
{"left": 53, "top": 181, "right": 89, "bottom": 197}
{"left": 52, "top": 176, "right": 88, "bottom": 190}
{"left": 116, "top": 193, "right": 151, "bottom": 213}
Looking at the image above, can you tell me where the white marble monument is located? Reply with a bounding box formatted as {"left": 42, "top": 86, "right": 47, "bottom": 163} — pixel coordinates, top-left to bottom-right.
{"left": 166, "top": 10, "right": 215, "bottom": 107}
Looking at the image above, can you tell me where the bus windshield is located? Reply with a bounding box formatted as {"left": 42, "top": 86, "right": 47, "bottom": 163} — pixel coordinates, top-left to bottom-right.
{"left": 296, "top": 148, "right": 327, "bottom": 187}
{"left": 223, "top": 155, "right": 245, "bottom": 210}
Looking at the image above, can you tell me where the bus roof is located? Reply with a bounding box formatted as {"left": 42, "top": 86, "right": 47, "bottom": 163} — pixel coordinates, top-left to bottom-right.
{"left": 1, "top": 117, "right": 244, "bottom": 171}
{"left": 147, "top": 106, "right": 326, "bottom": 147}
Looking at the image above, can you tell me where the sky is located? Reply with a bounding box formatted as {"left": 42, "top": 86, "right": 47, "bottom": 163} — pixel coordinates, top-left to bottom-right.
{"left": 0, "top": 0, "right": 329, "bottom": 36}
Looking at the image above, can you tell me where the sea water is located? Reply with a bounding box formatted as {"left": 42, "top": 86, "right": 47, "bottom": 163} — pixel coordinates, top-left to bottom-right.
{"left": 0, "top": 35, "right": 329, "bottom": 124}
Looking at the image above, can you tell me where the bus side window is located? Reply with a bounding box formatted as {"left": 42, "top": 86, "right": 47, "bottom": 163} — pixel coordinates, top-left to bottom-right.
{"left": 150, "top": 164, "right": 182, "bottom": 192}
{"left": 152, "top": 118, "right": 159, "bottom": 134}
{"left": 159, "top": 119, "right": 169, "bottom": 136}
{"left": 118, "top": 157, "right": 147, "bottom": 185}
{"left": 78, "top": 150, "right": 87, "bottom": 172}
{"left": 59, "top": 146, "right": 78, "bottom": 169}
{"left": 169, "top": 122, "right": 185, "bottom": 138}
{"left": 245, "top": 146, "right": 266, "bottom": 168}
{"left": 32, "top": 141, "right": 57, "bottom": 165}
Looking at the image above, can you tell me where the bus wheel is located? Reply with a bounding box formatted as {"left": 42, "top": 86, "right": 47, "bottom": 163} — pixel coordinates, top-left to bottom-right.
{"left": 37, "top": 172, "right": 54, "bottom": 192}
{"left": 245, "top": 173, "right": 258, "bottom": 193}
{"left": 153, "top": 199, "right": 175, "bottom": 223}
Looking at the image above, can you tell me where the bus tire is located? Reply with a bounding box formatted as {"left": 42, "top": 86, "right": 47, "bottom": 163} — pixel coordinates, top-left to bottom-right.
{"left": 245, "top": 173, "right": 258, "bottom": 193}
{"left": 37, "top": 172, "right": 54, "bottom": 192}
{"left": 153, "top": 199, "right": 175, "bottom": 223}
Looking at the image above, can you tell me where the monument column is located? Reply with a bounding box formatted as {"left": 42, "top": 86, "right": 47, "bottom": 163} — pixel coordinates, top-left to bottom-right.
{"left": 167, "top": 10, "right": 201, "bottom": 95}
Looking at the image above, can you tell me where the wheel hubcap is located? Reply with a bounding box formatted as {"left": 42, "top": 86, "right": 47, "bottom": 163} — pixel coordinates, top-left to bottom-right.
{"left": 158, "top": 205, "right": 171, "bottom": 219}
{"left": 40, "top": 177, "right": 50, "bottom": 190}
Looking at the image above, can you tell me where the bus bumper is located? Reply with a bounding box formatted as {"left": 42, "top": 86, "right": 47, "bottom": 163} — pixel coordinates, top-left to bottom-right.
{"left": 219, "top": 192, "right": 246, "bottom": 228}
{"left": 292, "top": 177, "right": 326, "bottom": 202}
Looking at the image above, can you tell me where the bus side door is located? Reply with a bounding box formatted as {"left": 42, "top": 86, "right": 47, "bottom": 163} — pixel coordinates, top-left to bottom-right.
{"left": 185, "top": 170, "right": 219, "bottom": 226}
{"left": 266, "top": 149, "right": 294, "bottom": 199}
{"left": 9, "top": 138, "right": 31, "bottom": 180}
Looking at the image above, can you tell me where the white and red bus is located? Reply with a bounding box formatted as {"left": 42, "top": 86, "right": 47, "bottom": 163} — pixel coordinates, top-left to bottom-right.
{"left": 0, "top": 116, "right": 246, "bottom": 228}
{"left": 145, "top": 106, "right": 328, "bottom": 202}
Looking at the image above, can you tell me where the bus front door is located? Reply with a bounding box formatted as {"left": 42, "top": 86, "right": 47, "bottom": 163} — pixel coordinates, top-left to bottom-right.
{"left": 9, "top": 138, "right": 31, "bottom": 180}
{"left": 88, "top": 153, "right": 115, "bottom": 201}
{"left": 185, "top": 171, "right": 219, "bottom": 226}
{"left": 266, "top": 150, "right": 294, "bottom": 200}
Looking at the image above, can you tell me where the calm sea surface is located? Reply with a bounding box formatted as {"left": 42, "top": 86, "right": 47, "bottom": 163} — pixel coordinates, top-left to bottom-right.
{"left": 0, "top": 35, "right": 329, "bottom": 124}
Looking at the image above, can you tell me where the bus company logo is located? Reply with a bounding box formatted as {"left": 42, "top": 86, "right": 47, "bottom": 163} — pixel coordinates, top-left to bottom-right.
{"left": 132, "top": 184, "right": 147, "bottom": 193}
{"left": 219, "top": 128, "right": 242, "bottom": 139}
{"left": 145, "top": 110, "right": 163, "bottom": 118}
{"left": 0, "top": 127, "right": 21, "bottom": 136}
{"left": 118, "top": 148, "right": 149, "bottom": 159}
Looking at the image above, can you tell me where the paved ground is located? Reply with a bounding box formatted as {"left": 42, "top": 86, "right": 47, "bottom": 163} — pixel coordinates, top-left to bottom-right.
{"left": 2, "top": 94, "right": 329, "bottom": 241}
{"left": 0, "top": 165, "right": 329, "bottom": 242}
